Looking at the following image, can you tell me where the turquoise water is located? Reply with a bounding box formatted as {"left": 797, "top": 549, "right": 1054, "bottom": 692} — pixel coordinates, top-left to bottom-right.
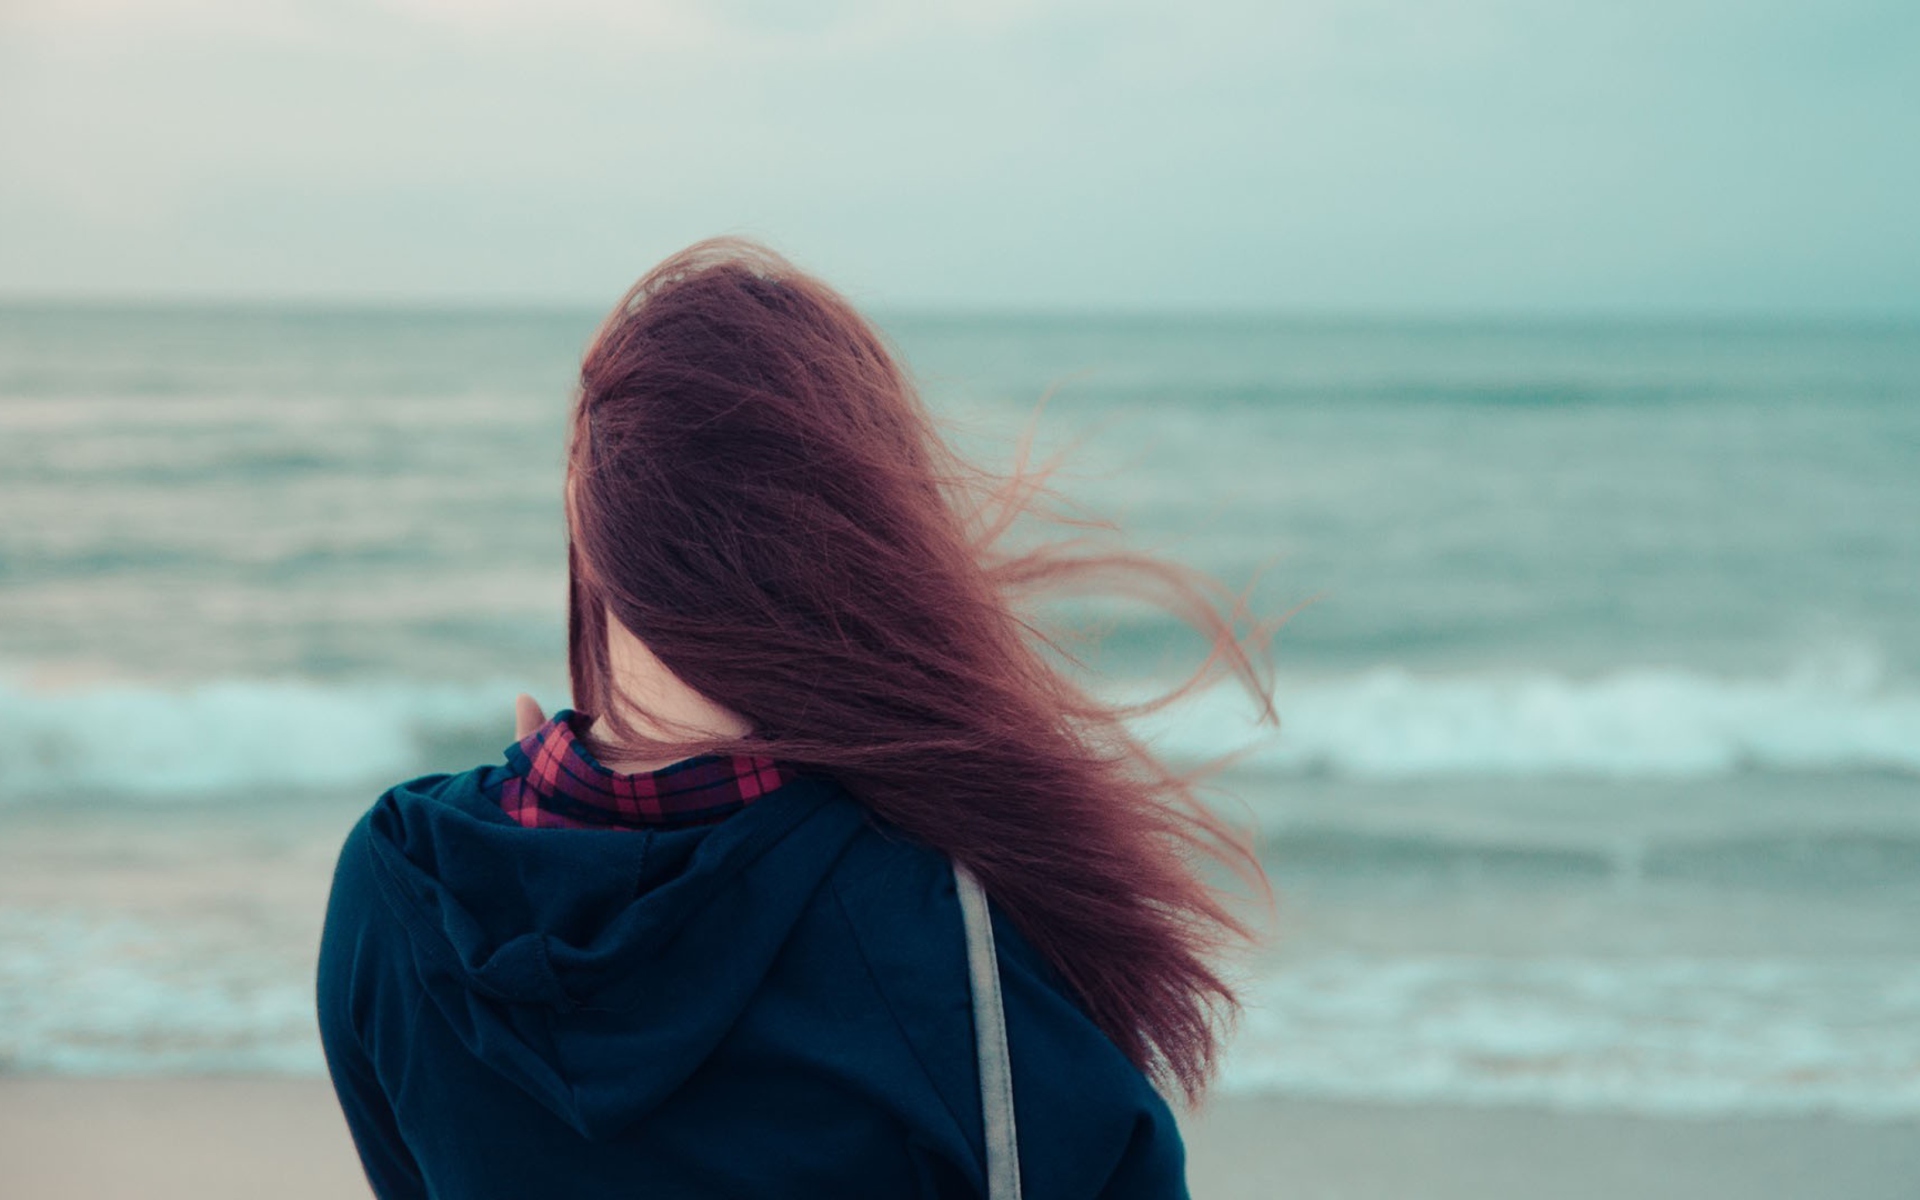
{"left": 7, "top": 310, "right": 1918, "bottom": 686}
{"left": 2, "top": 305, "right": 1917, "bottom": 1115}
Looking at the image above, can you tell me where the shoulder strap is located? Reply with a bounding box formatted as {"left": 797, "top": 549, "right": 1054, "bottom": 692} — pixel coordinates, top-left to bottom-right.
{"left": 953, "top": 859, "right": 1022, "bottom": 1200}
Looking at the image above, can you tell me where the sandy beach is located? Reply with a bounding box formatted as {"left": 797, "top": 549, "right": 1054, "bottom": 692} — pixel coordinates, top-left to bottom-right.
{"left": 1, "top": 1078, "right": 1915, "bottom": 1200}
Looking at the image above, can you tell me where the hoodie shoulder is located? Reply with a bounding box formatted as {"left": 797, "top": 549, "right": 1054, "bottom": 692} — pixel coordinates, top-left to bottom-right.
{"left": 315, "top": 763, "right": 525, "bottom": 1065}
{"left": 318, "top": 766, "right": 502, "bottom": 969}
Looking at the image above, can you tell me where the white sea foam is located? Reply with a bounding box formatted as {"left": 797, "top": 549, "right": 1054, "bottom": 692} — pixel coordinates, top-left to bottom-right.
{"left": 1138, "top": 649, "right": 1920, "bottom": 780}
{"left": 7, "top": 904, "right": 1916, "bottom": 1118}
{"left": 1, "top": 651, "right": 1915, "bottom": 802}
{"left": 0, "top": 674, "right": 552, "bottom": 802}
{"left": 0, "top": 907, "right": 323, "bottom": 1075}
{"left": 1222, "top": 954, "right": 1920, "bottom": 1119}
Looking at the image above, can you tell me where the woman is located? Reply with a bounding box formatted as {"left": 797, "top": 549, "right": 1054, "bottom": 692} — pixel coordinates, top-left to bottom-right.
{"left": 317, "top": 239, "right": 1279, "bottom": 1198}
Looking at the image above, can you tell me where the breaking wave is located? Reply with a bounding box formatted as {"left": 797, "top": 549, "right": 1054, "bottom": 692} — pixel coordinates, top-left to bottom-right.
{"left": 2, "top": 649, "right": 1916, "bottom": 802}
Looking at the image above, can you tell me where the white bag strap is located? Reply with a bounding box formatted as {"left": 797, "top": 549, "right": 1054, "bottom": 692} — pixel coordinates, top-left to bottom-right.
{"left": 953, "top": 860, "right": 1022, "bottom": 1200}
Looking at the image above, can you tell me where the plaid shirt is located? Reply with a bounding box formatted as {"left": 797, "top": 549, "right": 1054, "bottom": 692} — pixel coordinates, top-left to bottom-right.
{"left": 499, "top": 708, "right": 795, "bottom": 830}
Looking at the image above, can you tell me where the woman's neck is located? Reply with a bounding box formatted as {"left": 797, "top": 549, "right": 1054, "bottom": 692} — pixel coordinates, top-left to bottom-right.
{"left": 592, "top": 614, "right": 753, "bottom": 773}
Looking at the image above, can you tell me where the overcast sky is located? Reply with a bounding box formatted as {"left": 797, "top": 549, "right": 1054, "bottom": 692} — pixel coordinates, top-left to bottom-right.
{"left": 2, "top": 0, "right": 1915, "bottom": 313}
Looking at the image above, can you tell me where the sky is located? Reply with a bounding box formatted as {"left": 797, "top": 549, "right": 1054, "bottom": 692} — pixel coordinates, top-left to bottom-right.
{"left": 2, "top": 0, "right": 1916, "bottom": 314}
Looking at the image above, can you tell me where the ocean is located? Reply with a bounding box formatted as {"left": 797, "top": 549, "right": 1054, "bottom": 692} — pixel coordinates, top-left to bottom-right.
{"left": 2, "top": 305, "right": 1917, "bottom": 1120}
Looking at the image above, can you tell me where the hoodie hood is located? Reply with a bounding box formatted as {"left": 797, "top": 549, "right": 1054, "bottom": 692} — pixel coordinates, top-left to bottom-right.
{"left": 360, "top": 764, "right": 870, "bottom": 1140}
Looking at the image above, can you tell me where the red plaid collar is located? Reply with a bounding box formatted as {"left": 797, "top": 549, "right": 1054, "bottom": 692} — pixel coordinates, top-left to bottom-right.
{"left": 499, "top": 708, "right": 795, "bottom": 830}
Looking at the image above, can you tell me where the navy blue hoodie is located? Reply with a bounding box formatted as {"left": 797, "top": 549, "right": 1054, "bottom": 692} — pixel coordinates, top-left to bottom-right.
{"left": 316, "top": 754, "right": 1191, "bottom": 1198}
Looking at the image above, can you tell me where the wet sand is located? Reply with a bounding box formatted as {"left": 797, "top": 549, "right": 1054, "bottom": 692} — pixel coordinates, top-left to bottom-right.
{"left": 1, "top": 1078, "right": 1915, "bottom": 1199}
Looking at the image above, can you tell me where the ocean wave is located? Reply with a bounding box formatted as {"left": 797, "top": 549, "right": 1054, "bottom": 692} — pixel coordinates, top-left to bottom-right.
{"left": 1223, "top": 954, "right": 1920, "bottom": 1119}
{"left": 0, "top": 907, "right": 322, "bottom": 1076}
{"left": 8, "top": 901, "right": 1915, "bottom": 1119}
{"left": 1, "top": 651, "right": 1916, "bottom": 802}
{"left": 0, "top": 674, "right": 537, "bottom": 802}
{"left": 1137, "top": 650, "right": 1920, "bottom": 780}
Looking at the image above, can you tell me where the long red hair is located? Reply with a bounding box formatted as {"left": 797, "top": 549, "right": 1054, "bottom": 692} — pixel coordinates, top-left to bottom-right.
{"left": 566, "top": 239, "right": 1282, "bottom": 1104}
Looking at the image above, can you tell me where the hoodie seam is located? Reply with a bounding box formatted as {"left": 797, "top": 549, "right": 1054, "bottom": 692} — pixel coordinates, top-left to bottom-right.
{"left": 363, "top": 809, "right": 475, "bottom": 993}
{"left": 829, "top": 873, "right": 979, "bottom": 1189}
{"left": 388, "top": 986, "right": 430, "bottom": 1114}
